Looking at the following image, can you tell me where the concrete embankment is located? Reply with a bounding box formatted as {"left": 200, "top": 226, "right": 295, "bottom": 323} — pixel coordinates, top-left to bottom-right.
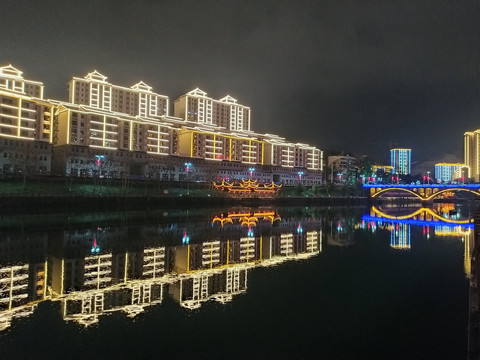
{"left": 0, "top": 194, "right": 368, "bottom": 214}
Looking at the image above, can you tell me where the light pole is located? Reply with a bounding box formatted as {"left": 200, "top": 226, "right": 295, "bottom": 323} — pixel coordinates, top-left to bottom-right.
{"left": 185, "top": 162, "right": 192, "bottom": 195}
{"left": 95, "top": 154, "right": 105, "bottom": 177}
{"left": 249, "top": 167, "right": 255, "bottom": 178}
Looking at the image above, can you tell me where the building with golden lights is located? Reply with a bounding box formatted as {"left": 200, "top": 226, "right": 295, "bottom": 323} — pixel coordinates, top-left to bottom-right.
{"left": 0, "top": 65, "right": 54, "bottom": 175}
{"left": 174, "top": 88, "right": 250, "bottom": 131}
{"left": 0, "top": 64, "right": 323, "bottom": 185}
{"left": 464, "top": 130, "right": 480, "bottom": 181}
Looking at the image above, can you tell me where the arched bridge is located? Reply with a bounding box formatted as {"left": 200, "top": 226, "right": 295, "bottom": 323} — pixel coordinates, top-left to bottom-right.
{"left": 363, "top": 184, "right": 480, "bottom": 201}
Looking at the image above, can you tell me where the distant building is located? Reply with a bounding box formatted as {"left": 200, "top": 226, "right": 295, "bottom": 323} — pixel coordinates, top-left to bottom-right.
{"left": 390, "top": 148, "right": 411, "bottom": 175}
{"left": 327, "top": 154, "right": 356, "bottom": 183}
{"left": 434, "top": 163, "right": 466, "bottom": 183}
{"left": 370, "top": 165, "right": 394, "bottom": 183}
{"left": 464, "top": 130, "right": 480, "bottom": 181}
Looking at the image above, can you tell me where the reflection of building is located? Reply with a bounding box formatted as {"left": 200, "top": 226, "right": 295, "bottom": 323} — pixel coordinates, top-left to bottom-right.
{"left": 170, "top": 267, "right": 248, "bottom": 310}
{"left": 0, "top": 209, "right": 323, "bottom": 330}
{"left": 0, "top": 262, "right": 47, "bottom": 331}
{"left": 390, "top": 148, "right": 411, "bottom": 175}
{"left": 390, "top": 223, "right": 411, "bottom": 249}
{"left": 0, "top": 265, "right": 29, "bottom": 311}
{"left": 327, "top": 220, "right": 356, "bottom": 247}
{"left": 362, "top": 206, "right": 474, "bottom": 254}
{"left": 464, "top": 229, "right": 474, "bottom": 277}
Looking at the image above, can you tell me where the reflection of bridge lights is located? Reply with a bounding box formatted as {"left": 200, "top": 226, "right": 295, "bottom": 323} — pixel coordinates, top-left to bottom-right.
{"left": 337, "top": 221, "right": 343, "bottom": 232}
{"left": 297, "top": 223, "right": 303, "bottom": 234}
{"left": 182, "top": 231, "right": 190, "bottom": 244}
{"left": 362, "top": 215, "right": 473, "bottom": 229}
{"left": 91, "top": 238, "right": 100, "bottom": 254}
{"left": 247, "top": 226, "right": 254, "bottom": 237}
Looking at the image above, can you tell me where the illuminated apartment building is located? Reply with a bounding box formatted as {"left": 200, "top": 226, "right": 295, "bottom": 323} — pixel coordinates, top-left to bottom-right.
{"left": 263, "top": 134, "right": 323, "bottom": 169}
{"left": 0, "top": 65, "right": 54, "bottom": 175}
{"left": 371, "top": 165, "right": 393, "bottom": 177}
{"left": 327, "top": 154, "right": 356, "bottom": 183}
{"left": 54, "top": 69, "right": 185, "bottom": 177}
{"left": 390, "top": 148, "right": 411, "bottom": 175}
{"left": 174, "top": 88, "right": 250, "bottom": 131}
{"left": 434, "top": 162, "right": 466, "bottom": 183}
{"left": 68, "top": 70, "right": 169, "bottom": 118}
{"left": 464, "top": 130, "right": 480, "bottom": 181}
{"left": 177, "top": 126, "right": 264, "bottom": 163}
{"left": 1, "top": 64, "right": 324, "bottom": 184}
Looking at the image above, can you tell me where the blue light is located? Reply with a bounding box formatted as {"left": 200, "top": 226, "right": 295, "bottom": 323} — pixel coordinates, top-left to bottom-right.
{"left": 297, "top": 224, "right": 303, "bottom": 234}
{"left": 362, "top": 184, "right": 480, "bottom": 189}
{"left": 361, "top": 215, "right": 473, "bottom": 229}
{"left": 182, "top": 231, "right": 190, "bottom": 244}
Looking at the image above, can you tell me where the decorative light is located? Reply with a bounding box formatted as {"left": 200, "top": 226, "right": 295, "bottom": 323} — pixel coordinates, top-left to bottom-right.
{"left": 297, "top": 223, "right": 303, "bottom": 234}
{"left": 182, "top": 231, "right": 190, "bottom": 244}
{"left": 95, "top": 154, "right": 105, "bottom": 166}
{"left": 91, "top": 238, "right": 100, "bottom": 253}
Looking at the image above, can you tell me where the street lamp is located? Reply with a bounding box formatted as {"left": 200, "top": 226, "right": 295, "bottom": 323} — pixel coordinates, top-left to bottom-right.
{"left": 185, "top": 162, "right": 192, "bottom": 195}
{"left": 95, "top": 155, "right": 105, "bottom": 177}
{"left": 298, "top": 171, "right": 304, "bottom": 180}
{"left": 249, "top": 167, "right": 255, "bottom": 178}
{"left": 182, "top": 230, "right": 190, "bottom": 244}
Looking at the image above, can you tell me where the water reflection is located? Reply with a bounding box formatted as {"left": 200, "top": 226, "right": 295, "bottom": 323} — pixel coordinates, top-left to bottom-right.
{"left": 0, "top": 207, "right": 322, "bottom": 330}
{"left": 360, "top": 203, "right": 474, "bottom": 276}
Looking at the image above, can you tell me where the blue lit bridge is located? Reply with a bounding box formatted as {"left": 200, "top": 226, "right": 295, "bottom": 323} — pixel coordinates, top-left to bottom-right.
{"left": 363, "top": 184, "right": 480, "bottom": 201}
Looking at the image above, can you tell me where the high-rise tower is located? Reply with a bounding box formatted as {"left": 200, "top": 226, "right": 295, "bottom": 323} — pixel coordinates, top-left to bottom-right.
{"left": 390, "top": 148, "right": 411, "bottom": 175}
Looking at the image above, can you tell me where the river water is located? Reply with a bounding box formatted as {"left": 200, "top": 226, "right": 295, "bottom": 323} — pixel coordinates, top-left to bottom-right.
{"left": 0, "top": 203, "right": 473, "bottom": 359}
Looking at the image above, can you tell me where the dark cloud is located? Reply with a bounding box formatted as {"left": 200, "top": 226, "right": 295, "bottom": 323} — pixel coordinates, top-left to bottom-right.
{"left": 1, "top": 0, "right": 478, "bottom": 168}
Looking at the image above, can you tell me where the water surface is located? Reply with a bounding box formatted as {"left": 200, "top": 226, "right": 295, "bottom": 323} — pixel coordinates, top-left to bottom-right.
{"left": 0, "top": 204, "right": 471, "bottom": 359}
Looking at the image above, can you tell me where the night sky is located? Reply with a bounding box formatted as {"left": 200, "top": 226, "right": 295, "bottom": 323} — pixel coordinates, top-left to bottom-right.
{"left": 1, "top": 0, "right": 479, "bottom": 173}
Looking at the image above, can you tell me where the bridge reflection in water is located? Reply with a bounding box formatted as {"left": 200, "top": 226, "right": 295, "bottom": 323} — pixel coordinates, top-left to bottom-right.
{"left": 0, "top": 208, "right": 322, "bottom": 330}
{"left": 361, "top": 203, "right": 473, "bottom": 272}
{"left": 0, "top": 205, "right": 475, "bottom": 357}
{"left": 361, "top": 202, "right": 479, "bottom": 357}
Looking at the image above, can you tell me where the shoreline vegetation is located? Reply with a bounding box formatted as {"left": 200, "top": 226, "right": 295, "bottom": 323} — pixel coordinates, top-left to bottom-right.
{"left": 0, "top": 176, "right": 368, "bottom": 214}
